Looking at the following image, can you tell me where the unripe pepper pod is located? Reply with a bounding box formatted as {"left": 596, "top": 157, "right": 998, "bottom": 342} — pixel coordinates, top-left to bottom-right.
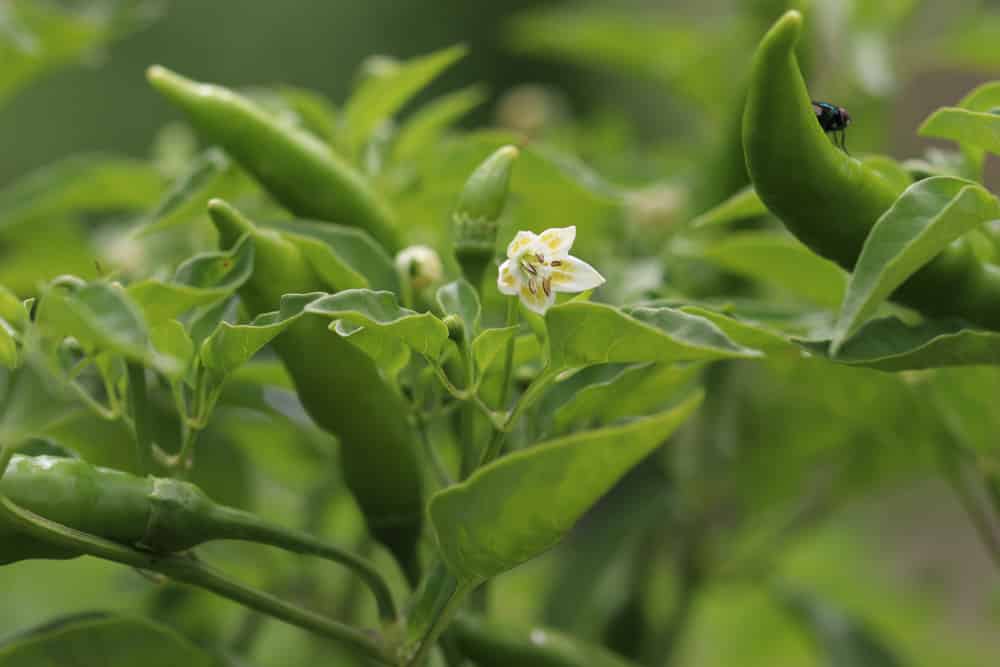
{"left": 743, "top": 10, "right": 1000, "bottom": 328}
{"left": 146, "top": 66, "right": 400, "bottom": 252}
{"left": 452, "top": 145, "right": 519, "bottom": 286}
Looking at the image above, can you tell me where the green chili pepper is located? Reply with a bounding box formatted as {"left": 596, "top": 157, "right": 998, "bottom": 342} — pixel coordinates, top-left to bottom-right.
{"left": 743, "top": 10, "right": 1000, "bottom": 328}
{"left": 0, "top": 454, "right": 398, "bottom": 621}
{"left": 207, "top": 199, "right": 423, "bottom": 582}
{"left": 146, "top": 66, "right": 400, "bottom": 252}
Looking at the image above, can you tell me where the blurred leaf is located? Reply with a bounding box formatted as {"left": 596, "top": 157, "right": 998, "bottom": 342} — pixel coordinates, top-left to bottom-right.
{"left": 919, "top": 108, "right": 1000, "bottom": 156}
{"left": 472, "top": 326, "right": 518, "bottom": 375}
{"left": 779, "top": 588, "right": 904, "bottom": 667}
{"left": 690, "top": 186, "right": 767, "bottom": 228}
{"left": 393, "top": 86, "right": 487, "bottom": 162}
{"left": 957, "top": 81, "right": 1000, "bottom": 112}
{"left": 679, "top": 305, "right": 796, "bottom": 352}
{"left": 276, "top": 85, "right": 340, "bottom": 144}
{"left": 264, "top": 219, "right": 400, "bottom": 293}
{"left": 832, "top": 177, "right": 999, "bottom": 350}
{"left": 341, "top": 45, "right": 467, "bottom": 156}
{"left": 679, "top": 232, "right": 849, "bottom": 308}
{"left": 138, "top": 148, "right": 242, "bottom": 236}
{"left": 860, "top": 155, "right": 913, "bottom": 194}
{"left": 550, "top": 362, "right": 702, "bottom": 435}
{"left": 436, "top": 279, "right": 481, "bottom": 344}
{"left": 0, "top": 0, "right": 164, "bottom": 106}
{"left": 0, "top": 613, "right": 218, "bottom": 667}
{"left": 0, "top": 154, "right": 162, "bottom": 233}
{"left": 0, "top": 323, "right": 16, "bottom": 370}
{"left": 306, "top": 289, "right": 449, "bottom": 359}
{"left": 127, "top": 234, "right": 254, "bottom": 324}
{"left": 150, "top": 320, "right": 193, "bottom": 382}
{"left": 0, "top": 357, "right": 79, "bottom": 447}
{"left": 802, "top": 317, "right": 1000, "bottom": 371}
{"left": 545, "top": 302, "right": 760, "bottom": 373}
{"left": 429, "top": 391, "right": 703, "bottom": 582}
{"left": 931, "top": 14, "right": 1000, "bottom": 70}
{"left": 332, "top": 319, "right": 410, "bottom": 382}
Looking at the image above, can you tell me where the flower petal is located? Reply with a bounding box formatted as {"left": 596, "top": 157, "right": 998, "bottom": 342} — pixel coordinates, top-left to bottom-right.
{"left": 506, "top": 230, "right": 538, "bottom": 259}
{"left": 519, "top": 278, "right": 556, "bottom": 315}
{"left": 497, "top": 259, "right": 520, "bottom": 295}
{"left": 538, "top": 226, "right": 576, "bottom": 257}
{"left": 551, "top": 255, "right": 606, "bottom": 293}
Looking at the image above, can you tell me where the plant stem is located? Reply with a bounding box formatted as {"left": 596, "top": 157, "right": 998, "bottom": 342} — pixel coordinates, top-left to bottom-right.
{"left": 936, "top": 443, "right": 1000, "bottom": 571}
{"left": 126, "top": 362, "right": 152, "bottom": 474}
{"left": 496, "top": 297, "right": 519, "bottom": 413}
{"left": 407, "top": 580, "right": 473, "bottom": 667}
{"left": 0, "top": 496, "right": 396, "bottom": 665}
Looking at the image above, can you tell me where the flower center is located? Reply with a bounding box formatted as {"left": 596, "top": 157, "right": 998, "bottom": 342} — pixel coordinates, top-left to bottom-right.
{"left": 516, "top": 250, "right": 563, "bottom": 297}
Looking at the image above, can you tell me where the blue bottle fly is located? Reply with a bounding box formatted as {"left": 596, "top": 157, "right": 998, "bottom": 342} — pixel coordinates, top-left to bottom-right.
{"left": 812, "top": 101, "right": 851, "bottom": 153}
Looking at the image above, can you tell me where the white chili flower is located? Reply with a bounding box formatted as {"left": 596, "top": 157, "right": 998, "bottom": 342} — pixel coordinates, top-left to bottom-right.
{"left": 497, "top": 226, "right": 605, "bottom": 314}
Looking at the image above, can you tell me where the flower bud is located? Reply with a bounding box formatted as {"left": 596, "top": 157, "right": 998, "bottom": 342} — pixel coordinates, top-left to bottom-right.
{"left": 395, "top": 245, "right": 443, "bottom": 291}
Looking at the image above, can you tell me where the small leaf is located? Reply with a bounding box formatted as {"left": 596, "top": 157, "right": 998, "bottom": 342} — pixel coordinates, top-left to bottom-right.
{"left": 150, "top": 320, "right": 193, "bottom": 382}
{"left": 0, "top": 319, "right": 18, "bottom": 369}
{"left": 958, "top": 81, "right": 1000, "bottom": 112}
{"left": 334, "top": 320, "right": 411, "bottom": 382}
{"left": 0, "top": 356, "right": 80, "bottom": 446}
{"left": 802, "top": 317, "right": 1000, "bottom": 371}
{"left": 306, "top": 289, "right": 449, "bottom": 358}
{"left": 429, "top": 391, "right": 703, "bottom": 582}
{"left": 138, "top": 148, "right": 242, "bottom": 235}
{"left": 436, "top": 279, "right": 481, "bottom": 344}
{"left": 779, "top": 588, "right": 904, "bottom": 667}
{"left": 473, "top": 326, "right": 518, "bottom": 375}
{"left": 919, "top": 107, "right": 1000, "bottom": 156}
{"left": 690, "top": 185, "right": 767, "bottom": 228}
{"left": 264, "top": 219, "right": 400, "bottom": 292}
{"left": 201, "top": 293, "right": 317, "bottom": 380}
{"left": 127, "top": 234, "right": 255, "bottom": 323}
{"left": 393, "top": 85, "right": 487, "bottom": 162}
{"left": 545, "top": 302, "right": 760, "bottom": 373}
{"left": 0, "top": 614, "right": 218, "bottom": 667}
{"left": 832, "top": 177, "right": 1000, "bottom": 351}
{"left": 341, "top": 45, "right": 467, "bottom": 156}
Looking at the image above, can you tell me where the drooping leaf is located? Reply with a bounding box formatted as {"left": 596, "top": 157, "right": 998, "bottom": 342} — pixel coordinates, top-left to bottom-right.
{"left": 678, "top": 232, "right": 848, "bottom": 308}
{"left": 429, "top": 391, "right": 703, "bottom": 582}
{"left": 545, "top": 302, "right": 760, "bottom": 374}
{"left": 802, "top": 317, "right": 1000, "bottom": 371}
{"left": 690, "top": 185, "right": 767, "bottom": 228}
{"left": 306, "top": 289, "right": 449, "bottom": 358}
{"left": 0, "top": 614, "right": 218, "bottom": 667}
{"left": 341, "top": 45, "right": 467, "bottom": 156}
{"left": 127, "top": 234, "right": 255, "bottom": 323}
{"left": 919, "top": 107, "right": 1000, "bottom": 156}
{"left": 678, "top": 305, "right": 796, "bottom": 352}
{"left": 832, "top": 177, "right": 999, "bottom": 351}
{"left": 333, "top": 320, "right": 411, "bottom": 382}
{"left": 393, "top": 86, "right": 487, "bottom": 162}
{"left": 264, "top": 219, "right": 400, "bottom": 293}
{"left": 436, "top": 279, "right": 481, "bottom": 345}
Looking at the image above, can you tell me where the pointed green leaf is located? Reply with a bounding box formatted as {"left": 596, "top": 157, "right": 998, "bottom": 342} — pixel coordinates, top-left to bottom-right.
{"left": 429, "top": 391, "right": 703, "bottom": 582}
{"left": 333, "top": 320, "right": 411, "bottom": 382}
{"left": 342, "top": 45, "right": 467, "bottom": 156}
{"left": 551, "top": 362, "right": 703, "bottom": 435}
{"left": 201, "top": 293, "right": 318, "bottom": 380}
{"left": 127, "top": 234, "right": 254, "bottom": 323}
{"left": 393, "top": 85, "right": 487, "bottom": 162}
{"left": 690, "top": 185, "right": 767, "bottom": 228}
{"left": 0, "top": 614, "right": 217, "bottom": 667}
{"left": 802, "top": 317, "right": 1000, "bottom": 371}
{"left": 545, "top": 302, "right": 760, "bottom": 373}
{"left": 678, "top": 232, "right": 848, "bottom": 308}
{"left": 436, "top": 279, "right": 481, "bottom": 344}
{"left": 832, "top": 177, "right": 1000, "bottom": 351}
{"left": 305, "top": 289, "right": 449, "bottom": 358}
{"left": 958, "top": 81, "right": 1000, "bottom": 112}
{"left": 919, "top": 107, "right": 1000, "bottom": 156}
{"left": 0, "top": 357, "right": 80, "bottom": 446}
{"left": 473, "top": 326, "right": 518, "bottom": 375}
{"left": 264, "top": 219, "right": 399, "bottom": 292}
{"left": 0, "top": 285, "right": 27, "bottom": 329}
{"left": 150, "top": 320, "right": 193, "bottom": 382}
{"left": 138, "top": 148, "right": 243, "bottom": 235}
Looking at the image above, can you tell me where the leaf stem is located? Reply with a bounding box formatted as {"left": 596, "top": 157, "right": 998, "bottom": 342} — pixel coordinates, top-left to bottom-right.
{"left": 126, "top": 361, "right": 153, "bottom": 474}
{"left": 406, "top": 579, "right": 474, "bottom": 667}
{"left": 0, "top": 496, "right": 396, "bottom": 665}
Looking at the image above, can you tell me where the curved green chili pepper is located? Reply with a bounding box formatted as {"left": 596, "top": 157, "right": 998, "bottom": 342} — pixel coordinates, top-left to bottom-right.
{"left": 146, "top": 66, "right": 400, "bottom": 252}
{"left": 0, "top": 454, "right": 398, "bottom": 621}
{"left": 207, "top": 199, "right": 423, "bottom": 582}
{"left": 743, "top": 10, "right": 1000, "bottom": 328}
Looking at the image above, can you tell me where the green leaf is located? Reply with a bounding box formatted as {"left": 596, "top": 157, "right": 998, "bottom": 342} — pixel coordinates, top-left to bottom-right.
{"left": 276, "top": 85, "right": 341, "bottom": 144}
{"left": 0, "top": 154, "right": 162, "bottom": 233}
{"left": 150, "top": 320, "right": 194, "bottom": 382}
{"left": 333, "top": 319, "right": 411, "bottom": 382}
{"left": 860, "top": 155, "right": 913, "bottom": 194}
{"left": 264, "top": 219, "right": 400, "bottom": 292}
{"left": 201, "top": 293, "right": 318, "bottom": 381}
{"left": 0, "top": 614, "right": 218, "bottom": 667}
{"left": 0, "top": 286, "right": 27, "bottom": 329}
{"left": 779, "top": 588, "right": 904, "bottom": 667}
{"left": 957, "top": 81, "right": 1000, "bottom": 112}
{"left": 678, "top": 232, "right": 848, "bottom": 308}
{"left": 832, "top": 177, "right": 1000, "bottom": 351}
{"left": 550, "top": 362, "right": 702, "bottom": 435}
{"left": 919, "top": 107, "right": 1000, "bottom": 156}
{"left": 473, "top": 326, "right": 518, "bottom": 375}
{"left": 545, "top": 302, "right": 760, "bottom": 373}
{"left": 0, "top": 321, "right": 16, "bottom": 369}
{"left": 801, "top": 317, "right": 1000, "bottom": 371}
{"left": 690, "top": 185, "right": 767, "bottom": 228}
{"left": 393, "top": 86, "right": 487, "bottom": 162}
{"left": 306, "top": 289, "right": 449, "bottom": 358}
{"left": 678, "top": 305, "right": 796, "bottom": 352}
{"left": 429, "top": 391, "right": 703, "bottom": 582}
{"left": 138, "top": 148, "right": 243, "bottom": 236}
{"left": 127, "top": 234, "right": 255, "bottom": 324}
{"left": 0, "top": 357, "right": 80, "bottom": 447}
{"left": 341, "top": 45, "right": 467, "bottom": 156}
{"left": 436, "top": 279, "right": 481, "bottom": 344}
